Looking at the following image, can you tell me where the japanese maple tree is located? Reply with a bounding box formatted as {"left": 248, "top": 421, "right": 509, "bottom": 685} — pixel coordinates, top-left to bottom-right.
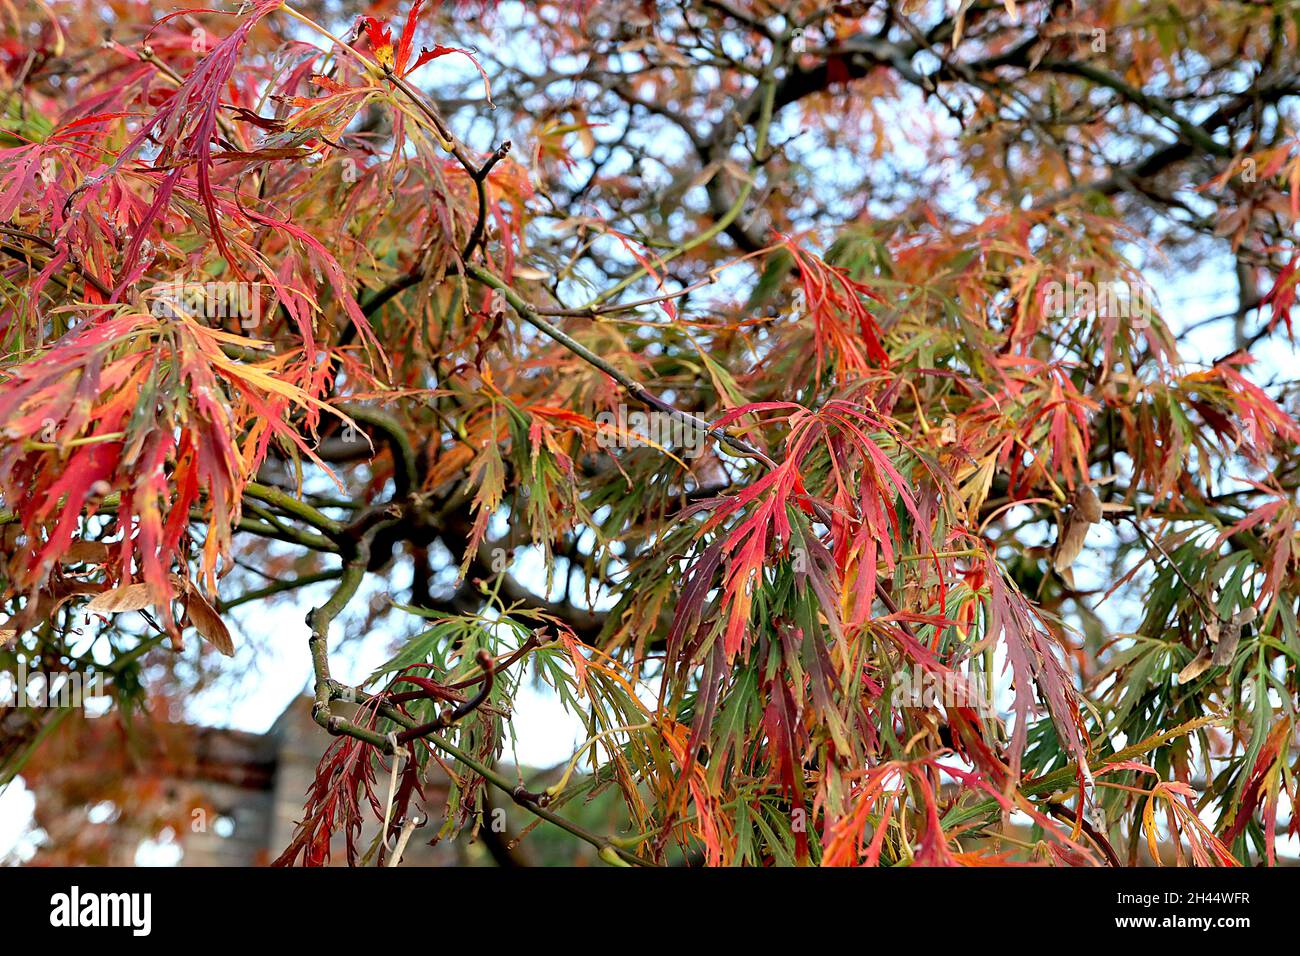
{"left": 3, "top": 0, "right": 1300, "bottom": 867}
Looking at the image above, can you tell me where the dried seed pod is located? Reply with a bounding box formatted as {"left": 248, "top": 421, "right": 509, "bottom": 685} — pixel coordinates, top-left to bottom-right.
{"left": 1053, "top": 483, "right": 1104, "bottom": 580}
{"left": 1073, "top": 483, "right": 1103, "bottom": 523}
{"left": 1177, "top": 647, "right": 1213, "bottom": 685}
{"left": 1210, "top": 606, "right": 1257, "bottom": 667}
{"left": 1053, "top": 512, "right": 1092, "bottom": 574}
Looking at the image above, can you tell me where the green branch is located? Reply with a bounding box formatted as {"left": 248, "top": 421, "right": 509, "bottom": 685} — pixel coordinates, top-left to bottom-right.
{"left": 327, "top": 683, "right": 655, "bottom": 867}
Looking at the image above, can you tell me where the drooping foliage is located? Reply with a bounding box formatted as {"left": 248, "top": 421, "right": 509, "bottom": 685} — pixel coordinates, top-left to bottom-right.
{"left": 3, "top": 0, "right": 1300, "bottom": 867}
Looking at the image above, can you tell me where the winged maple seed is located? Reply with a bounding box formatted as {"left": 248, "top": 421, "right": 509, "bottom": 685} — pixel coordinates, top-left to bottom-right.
{"left": 3, "top": 0, "right": 1300, "bottom": 870}
{"left": 1177, "top": 605, "right": 1259, "bottom": 686}
{"left": 1051, "top": 482, "right": 1101, "bottom": 586}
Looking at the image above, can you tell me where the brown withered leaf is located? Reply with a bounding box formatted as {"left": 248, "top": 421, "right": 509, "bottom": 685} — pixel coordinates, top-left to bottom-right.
{"left": 60, "top": 540, "right": 112, "bottom": 566}
{"left": 85, "top": 582, "right": 153, "bottom": 613}
{"left": 168, "top": 574, "right": 234, "bottom": 657}
{"left": 181, "top": 587, "right": 235, "bottom": 657}
{"left": 1053, "top": 513, "right": 1091, "bottom": 574}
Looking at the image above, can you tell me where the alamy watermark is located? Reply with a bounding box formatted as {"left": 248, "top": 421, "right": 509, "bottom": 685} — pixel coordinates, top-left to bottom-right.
{"left": 50, "top": 886, "right": 151, "bottom": 936}
{"left": 891, "top": 667, "right": 996, "bottom": 715}
{"left": 148, "top": 276, "right": 263, "bottom": 328}
{"left": 0, "top": 662, "right": 109, "bottom": 715}
{"left": 594, "top": 405, "right": 709, "bottom": 458}
{"left": 1040, "top": 273, "right": 1154, "bottom": 328}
